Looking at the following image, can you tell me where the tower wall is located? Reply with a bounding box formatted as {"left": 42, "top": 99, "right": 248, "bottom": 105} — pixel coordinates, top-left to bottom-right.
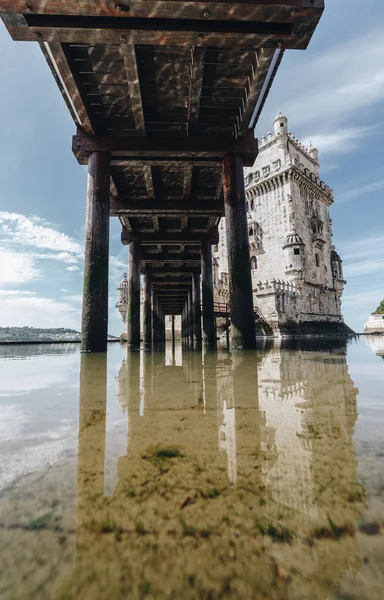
{"left": 215, "top": 112, "right": 353, "bottom": 336}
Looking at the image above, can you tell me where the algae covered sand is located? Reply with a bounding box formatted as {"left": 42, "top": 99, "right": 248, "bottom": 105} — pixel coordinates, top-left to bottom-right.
{"left": 0, "top": 341, "right": 383, "bottom": 599}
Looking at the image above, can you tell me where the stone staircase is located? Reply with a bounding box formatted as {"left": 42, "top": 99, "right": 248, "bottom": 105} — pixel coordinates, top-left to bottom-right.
{"left": 254, "top": 307, "right": 275, "bottom": 337}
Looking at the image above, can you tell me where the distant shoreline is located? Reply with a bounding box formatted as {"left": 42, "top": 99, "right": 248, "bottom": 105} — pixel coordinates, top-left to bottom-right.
{"left": 0, "top": 339, "right": 120, "bottom": 345}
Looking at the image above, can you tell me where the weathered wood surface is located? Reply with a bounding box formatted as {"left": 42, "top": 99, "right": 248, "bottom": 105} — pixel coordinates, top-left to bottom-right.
{"left": 0, "top": 1, "right": 323, "bottom": 324}
{"left": 0, "top": 1, "right": 324, "bottom": 19}
{"left": 127, "top": 240, "right": 141, "bottom": 347}
{"left": 201, "top": 240, "right": 215, "bottom": 348}
{"left": 143, "top": 271, "right": 152, "bottom": 347}
{"left": 222, "top": 153, "right": 256, "bottom": 349}
{"left": 81, "top": 152, "right": 110, "bottom": 352}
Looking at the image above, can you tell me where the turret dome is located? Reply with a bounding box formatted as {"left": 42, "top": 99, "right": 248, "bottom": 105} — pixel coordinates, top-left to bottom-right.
{"left": 308, "top": 140, "right": 319, "bottom": 164}
{"left": 283, "top": 232, "right": 304, "bottom": 249}
{"left": 117, "top": 272, "right": 128, "bottom": 289}
{"left": 273, "top": 110, "right": 288, "bottom": 136}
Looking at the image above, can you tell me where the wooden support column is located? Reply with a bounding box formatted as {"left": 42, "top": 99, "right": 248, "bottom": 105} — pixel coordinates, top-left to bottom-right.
{"left": 201, "top": 241, "right": 216, "bottom": 348}
{"left": 127, "top": 240, "right": 141, "bottom": 348}
{"left": 192, "top": 272, "right": 202, "bottom": 348}
{"left": 159, "top": 307, "right": 165, "bottom": 344}
{"left": 182, "top": 305, "right": 186, "bottom": 341}
{"left": 81, "top": 152, "right": 110, "bottom": 353}
{"left": 143, "top": 271, "right": 152, "bottom": 349}
{"left": 153, "top": 295, "right": 159, "bottom": 345}
{"left": 171, "top": 315, "right": 176, "bottom": 347}
{"left": 222, "top": 154, "right": 256, "bottom": 349}
{"left": 188, "top": 289, "right": 194, "bottom": 347}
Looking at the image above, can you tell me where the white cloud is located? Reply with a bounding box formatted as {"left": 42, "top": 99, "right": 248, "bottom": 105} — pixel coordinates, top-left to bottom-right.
{"left": 0, "top": 211, "right": 83, "bottom": 287}
{"left": 302, "top": 126, "right": 375, "bottom": 156}
{"left": 0, "top": 212, "right": 82, "bottom": 255}
{"left": 340, "top": 234, "right": 384, "bottom": 262}
{"left": 0, "top": 249, "right": 40, "bottom": 284}
{"left": 258, "top": 27, "right": 384, "bottom": 157}
{"left": 343, "top": 288, "right": 383, "bottom": 309}
{"left": 0, "top": 290, "right": 36, "bottom": 296}
{"left": 280, "top": 30, "right": 384, "bottom": 130}
{"left": 337, "top": 180, "right": 384, "bottom": 203}
{"left": 344, "top": 259, "right": 384, "bottom": 278}
{"left": 65, "top": 295, "right": 82, "bottom": 303}
{"left": 0, "top": 296, "right": 80, "bottom": 329}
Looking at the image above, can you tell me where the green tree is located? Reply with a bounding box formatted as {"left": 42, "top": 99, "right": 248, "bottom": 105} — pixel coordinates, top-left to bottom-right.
{"left": 374, "top": 300, "right": 384, "bottom": 314}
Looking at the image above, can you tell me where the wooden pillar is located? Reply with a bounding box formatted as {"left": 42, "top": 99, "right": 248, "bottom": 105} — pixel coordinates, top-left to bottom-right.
{"left": 192, "top": 272, "right": 202, "bottom": 348}
{"left": 201, "top": 241, "right": 216, "bottom": 348}
{"left": 153, "top": 295, "right": 159, "bottom": 344}
{"left": 81, "top": 152, "right": 110, "bottom": 352}
{"left": 127, "top": 240, "right": 141, "bottom": 348}
{"left": 222, "top": 153, "right": 256, "bottom": 349}
{"left": 143, "top": 271, "right": 152, "bottom": 348}
{"left": 188, "top": 289, "right": 194, "bottom": 346}
{"left": 182, "top": 305, "right": 186, "bottom": 341}
{"left": 159, "top": 306, "right": 165, "bottom": 343}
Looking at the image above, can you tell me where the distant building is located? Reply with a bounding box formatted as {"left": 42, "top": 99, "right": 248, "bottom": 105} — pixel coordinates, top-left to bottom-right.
{"left": 116, "top": 273, "right": 181, "bottom": 339}
{"left": 215, "top": 111, "right": 353, "bottom": 335}
{"left": 364, "top": 313, "right": 384, "bottom": 334}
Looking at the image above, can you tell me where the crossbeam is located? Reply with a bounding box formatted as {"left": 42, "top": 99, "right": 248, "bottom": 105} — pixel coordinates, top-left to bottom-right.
{"left": 73, "top": 131, "right": 258, "bottom": 167}
{"left": 6, "top": 14, "right": 318, "bottom": 50}
{"left": 121, "top": 229, "right": 219, "bottom": 245}
{"left": 146, "top": 266, "right": 201, "bottom": 275}
{"left": 110, "top": 197, "right": 223, "bottom": 216}
{"left": 140, "top": 252, "right": 201, "bottom": 264}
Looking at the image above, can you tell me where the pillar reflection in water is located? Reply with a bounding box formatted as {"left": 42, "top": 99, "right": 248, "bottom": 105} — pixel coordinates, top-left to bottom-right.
{"left": 68, "top": 341, "right": 366, "bottom": 599}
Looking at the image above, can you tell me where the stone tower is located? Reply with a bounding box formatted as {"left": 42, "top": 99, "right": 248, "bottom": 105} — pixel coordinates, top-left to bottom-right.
{"left": 215, "top": 112, "right": 353, "bottom": 335}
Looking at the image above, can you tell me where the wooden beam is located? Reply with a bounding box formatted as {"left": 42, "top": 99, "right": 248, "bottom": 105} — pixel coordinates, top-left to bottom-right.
{"left": 73, "top": 131, "right": 258, "bottom": 166}
{"left": 121, "top": 44, "right": 145, "bottom": 134}
{"left": 8, "top": 28, "right": 313, "bottom": 50}
{"left": 146, "top": 266, "right": 201, "bottom": 275}
{"left": 0, "top": 2, "right": 325, "bottom": 22}
{"left": 143, "top": 165, "right": 155, "bottom": 199}
{"left": 153, "top": 281, "right": 192, "bottom": 287}
{"left": 39, "top": 42, "right": 94, "bottom": 133}
{"left": 122, "top": 230, "right": 218, "bottom": 245}
{"left": 111, "top": 159, "right": 219, "bottom": 168}
{"left": 238, "top": 47, "right": 281, "bottom": 135}
{"left": 183, "top": 165, "right": 193, "bottom": 199}
{"left": 187, "top": 46, "right": 205, "bottom": 135}
{"left": 141, "top": 252, "right": 201, "bottom": 264}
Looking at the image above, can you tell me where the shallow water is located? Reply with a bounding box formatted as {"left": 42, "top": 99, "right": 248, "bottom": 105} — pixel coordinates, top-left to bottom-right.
{"left": 0, "top": 337, "right": 383, "bottom": 599}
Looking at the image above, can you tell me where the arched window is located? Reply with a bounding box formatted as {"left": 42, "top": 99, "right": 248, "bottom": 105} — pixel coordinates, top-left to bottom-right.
{"left": 315, "top": 253, "right": 320, "bottom": 268}
{"left": 249, "top": 227, "right": 254, "bottom": 237}
{"left": 251, "top": 256, "right": 257, "bottom": 270}
{"left": 250, "top": 199, "right": 254, "bottom": 210}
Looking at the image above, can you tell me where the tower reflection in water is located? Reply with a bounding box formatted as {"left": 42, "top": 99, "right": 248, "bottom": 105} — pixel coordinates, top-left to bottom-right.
{"left": 68, "top": 340, "right": 365, "bottom": 599}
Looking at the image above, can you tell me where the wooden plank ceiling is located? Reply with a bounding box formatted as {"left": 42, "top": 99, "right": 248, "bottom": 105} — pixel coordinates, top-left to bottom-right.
{"left": 0, "top": 1, "right": 323, "bottom": 314}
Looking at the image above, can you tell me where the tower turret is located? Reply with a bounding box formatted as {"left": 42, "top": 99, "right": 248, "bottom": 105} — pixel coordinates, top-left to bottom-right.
{"left": 283, "top": 233, "right": 305, "bottom": 286}
{"left": 273, "top": 110, "right": 288, "bottom": 137}
{"left": 308, "top": 140, "right": 319, "bottom": 167}
{"left": 116, "top": 272, "right": 128, "bottom": 323}
{"left": 331, "top": 247, "right": 345, "bottom": 294}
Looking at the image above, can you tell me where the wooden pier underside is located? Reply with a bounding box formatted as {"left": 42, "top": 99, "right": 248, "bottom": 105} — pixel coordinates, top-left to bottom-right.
{"left": 1, "top": 0, "right": 323, "bottom": 321}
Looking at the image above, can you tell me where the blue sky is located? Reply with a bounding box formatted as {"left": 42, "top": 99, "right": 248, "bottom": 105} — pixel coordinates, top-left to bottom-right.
{"left": 0, "top": 0, "right": 383, "bottom": 335}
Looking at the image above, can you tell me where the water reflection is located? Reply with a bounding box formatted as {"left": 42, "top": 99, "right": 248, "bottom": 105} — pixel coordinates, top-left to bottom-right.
{"left": 0, "top": 342, "right": 78, "bottom": 360}
{"left": 365, "top": 334, "right": 384, "bottom": 358}
{"left": 62, "top": 342, "right": 367, "bottom": 599}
